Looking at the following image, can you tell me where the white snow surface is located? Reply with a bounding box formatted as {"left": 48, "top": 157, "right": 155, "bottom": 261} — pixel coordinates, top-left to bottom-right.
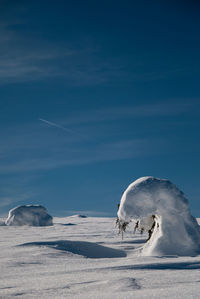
{"left": 5, "top": 205, "right": 53, "bottom": 226}
{"left": 0, "top": 215, "right": 200, "bottom": 298}
{"left": 118, "top": 177, "right": 200, "bottom": 256}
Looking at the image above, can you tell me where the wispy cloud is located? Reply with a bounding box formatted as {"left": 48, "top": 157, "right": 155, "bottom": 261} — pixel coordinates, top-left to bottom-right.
{"left": 0, "top": 17, "right": 192, "bottom": 86}
{"left": 0, "top": 102, "right": 198, "bottom": 174}
{"left": 0, "top": 174, "right": 37, "bottom": 213}
{"left": 0, "top": 196, "right": 23, "bottom": 209}
{"left": 0, "top": 19, "right": 125, "bottom": 85}
{"left": 0, "top": 137, "right": 153, "bottom": 173}
{"left": 62, "top": 102, "right": 193, "bottom": 126}
{"left": 0, "top": 101, "right": 198, "bottom": 216}
{"left": 0, "top": 192, "right": 34, "bottom": 209}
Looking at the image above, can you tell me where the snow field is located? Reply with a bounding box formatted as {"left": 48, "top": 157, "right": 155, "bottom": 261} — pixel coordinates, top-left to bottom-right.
{"left": 0, "top": 216, "right": 200, "bottom": 298}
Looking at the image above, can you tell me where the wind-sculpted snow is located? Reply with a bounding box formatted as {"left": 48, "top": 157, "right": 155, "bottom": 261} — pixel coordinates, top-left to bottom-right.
{"left": 0, "top": 216, "right": 200, "bottom": 298}
{"left": 19, "top": 240, "right": 126, "bottom": 258}
{"left": 118, "top": 177, "right": 200, "bottom": 256}
{"left": 5, "top": 205, "right": 53, "bottom": 226}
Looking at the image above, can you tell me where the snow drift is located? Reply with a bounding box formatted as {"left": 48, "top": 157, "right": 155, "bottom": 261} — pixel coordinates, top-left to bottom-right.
{"left": 5, "top": 205, "right": 53, "bottom": 226}
{"left": 117, "top": 177, "right": 200, "bottom": 256}
{"left": 20, "top": 240, "right": 126, "bottom": 258}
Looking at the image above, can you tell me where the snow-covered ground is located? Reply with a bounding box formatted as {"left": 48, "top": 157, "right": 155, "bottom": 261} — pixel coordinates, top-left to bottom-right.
{"left": 0, "top": 216, "right": 200, "bottom": 298}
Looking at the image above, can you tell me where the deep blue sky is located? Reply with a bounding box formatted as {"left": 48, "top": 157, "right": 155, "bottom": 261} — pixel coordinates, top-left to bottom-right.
{"left": 0, "top": 0, "right": 200, "bottom": 217}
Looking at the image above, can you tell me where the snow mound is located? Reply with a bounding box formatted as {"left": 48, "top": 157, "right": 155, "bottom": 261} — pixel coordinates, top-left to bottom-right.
{"left": 71, "top": 214, "right": 87, "bottom": 218}
{"left": 5, "top": 205, "right": 53, "bottom": 226}
{"left": 118, "top": 177, "right": 200, "bottom": 256}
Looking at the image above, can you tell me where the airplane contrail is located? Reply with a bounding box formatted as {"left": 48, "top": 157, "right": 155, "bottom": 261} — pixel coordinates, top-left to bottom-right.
{"left": 39, "top": 118, "right": 74, "bottom": 134}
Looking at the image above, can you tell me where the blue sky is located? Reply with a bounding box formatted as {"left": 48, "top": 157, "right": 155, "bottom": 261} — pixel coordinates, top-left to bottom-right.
{"left": 0, "top": 0, "right": 200, "bottom": 217}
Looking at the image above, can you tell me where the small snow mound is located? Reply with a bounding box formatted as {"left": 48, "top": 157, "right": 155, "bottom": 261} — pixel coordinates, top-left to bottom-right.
{"left": 118, "top": 177, "right": 200, "bottom": 256}
{"left": 60, "top": 223, "right": 77, "bottom": 226}
{"left": 5, "top": 205, "right": 53, "bottom": 226}
{"left": 71, "top": 214, "right": 87, "bottom": 218}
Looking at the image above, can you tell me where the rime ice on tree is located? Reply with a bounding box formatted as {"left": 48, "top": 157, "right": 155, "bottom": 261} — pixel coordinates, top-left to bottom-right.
{"left": 5, "top": 205, "right": 53, "bottom": 226}
{"left": 117, "top": 177, "right": 200, "bottom": 256}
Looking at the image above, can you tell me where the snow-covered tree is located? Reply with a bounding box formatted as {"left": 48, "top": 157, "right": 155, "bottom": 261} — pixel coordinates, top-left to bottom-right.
{"left": 117, "top": 177, "right": 200, "bottom": 256}
{"left": 5, "top": 205, "right": 53, "bottom": 226}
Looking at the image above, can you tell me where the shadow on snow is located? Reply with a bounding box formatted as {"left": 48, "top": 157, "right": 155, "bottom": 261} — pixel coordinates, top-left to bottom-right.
{"left": 111, "top": 261, "right": 200, "bottom": 270}
{"left": 18, "top": 240, "right": 126, "bottom": 259}
{"left": 58, "top": 223, "right": 77, "bottom": 226}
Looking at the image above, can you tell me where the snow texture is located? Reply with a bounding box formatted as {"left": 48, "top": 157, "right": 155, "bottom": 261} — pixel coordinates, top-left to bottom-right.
{"left": 5, "top": 205, "right": 53, "bottom": 226}
{"left": 0, "top": 216, "right": 200, "bottom": 298}
{"left": 118, "top": 176, "right": 200, "bottom": 256}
